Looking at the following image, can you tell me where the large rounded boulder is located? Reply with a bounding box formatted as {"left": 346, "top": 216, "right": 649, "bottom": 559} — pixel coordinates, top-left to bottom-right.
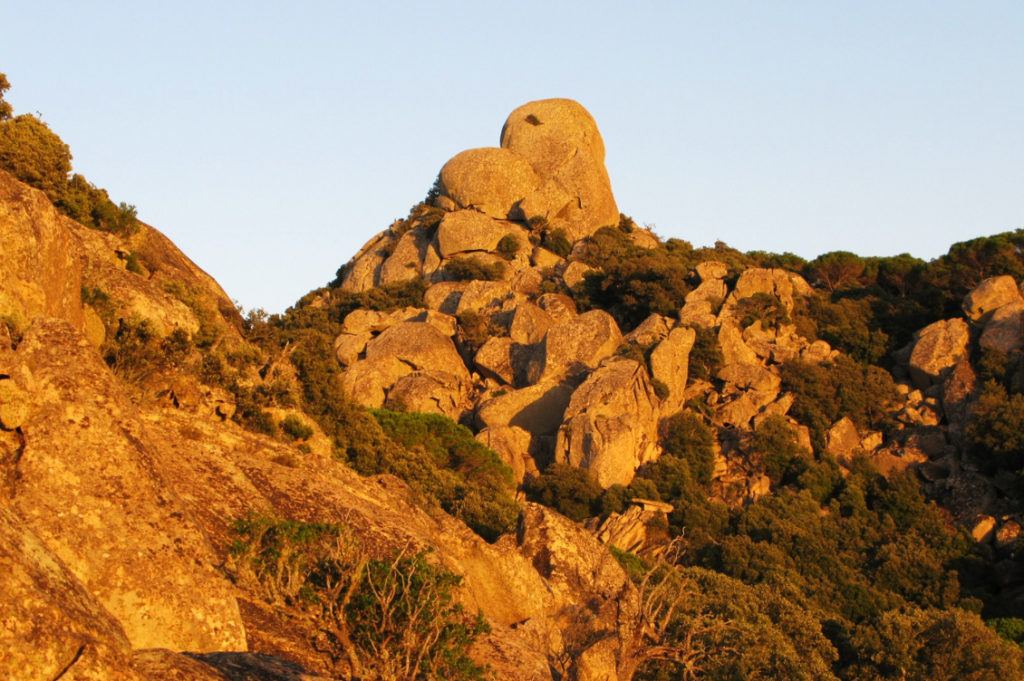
{"left": 437, "top": 148, "right": 541, "bottom": 219}
{"left": 501, "top": 99, "right": 619, "bottom": 242}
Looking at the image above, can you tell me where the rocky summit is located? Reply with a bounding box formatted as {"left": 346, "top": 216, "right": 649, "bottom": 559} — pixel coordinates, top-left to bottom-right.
{"left": 2, "top": 91, "right": 1024, "bottom": 680}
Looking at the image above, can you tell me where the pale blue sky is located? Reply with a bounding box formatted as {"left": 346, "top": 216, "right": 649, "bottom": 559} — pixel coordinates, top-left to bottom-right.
{"left": 3, "top": 2, "right": 1022, "bottom": 312}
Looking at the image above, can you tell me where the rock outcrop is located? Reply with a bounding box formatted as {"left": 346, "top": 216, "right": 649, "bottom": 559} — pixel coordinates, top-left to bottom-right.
{"left": 555, "top": 359, "right": 661, "bottom": 487}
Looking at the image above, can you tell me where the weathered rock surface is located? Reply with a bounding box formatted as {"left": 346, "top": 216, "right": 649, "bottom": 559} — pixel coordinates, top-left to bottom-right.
{"left": 475, "top": 425, "right": 537, "bottom": 484}
{"left": 908, "top": 318, "right": 971, "bottom": 390}
{"left": 474, "top": 337, "right": 516, "bottom": 385}
{"left": 963, "top": 275, "right": 1021, "bottom": 324}
{"left": 980, "top": 300, "right": 1024, "bottom": 354}
{"left": 437, "top": 210, "right": 526, "bottom": 258}
{"left": 364, "top": 322, "right": 469, "bottom": 380}
{"left": 476, "top": 378, "right": 577, "bottom": 435}
{"left": 515, "top": 503, "right": 627, "bottom": 607}
{"left": 695, "top": 260, "right": 728, "bottom": 282}
{"left": 648, "top": 326, "right": 696, "bottom": 414}
{"left": 537, "top": 293, "right": 578, "bottom": 322}
{"left": 826, "top": 417, "right": 861, "bottom": 467}
{"left": 528, "top": 310, "right": 623, "bottom": 384}
{"left": 718, "top": 320, "right": 761, "bottom": 366}
{"left": 0, "top": 169, "right": 84, "bottom": 332}
{"left": 0, "top": 505, "right": 142, "bottom": 681}
{"left": 509, "top": 301, "right": 553, "bottom": 345}
{"left": 501, "top": 99, "right": 619, "bottom": 242}
{"left": 384, "top": 370, "right": 467, "bottom": 420}
{"left": 5, "top": 318, "right": 247, "bottom": 652}
{"left": 555, "top": 359, "right": 661, "bottom": 487}
{"left": 438, "top": 148, "right": 541, "bottom": 219}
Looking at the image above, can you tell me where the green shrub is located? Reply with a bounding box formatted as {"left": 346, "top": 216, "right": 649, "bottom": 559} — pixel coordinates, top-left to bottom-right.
{"left": 682, "top": 324, "right": 723, "bottom": 382}
{"left": 280, "top": 414, "right": 314, "bottom": 442}
{"left": 457, "top": 310, "right": 501, "bottom": 355}
{"left": 496, "top": 233, "right": 520, "bottom": 261}
{"left": 524, "top": 464, "right": 603, "bottom": 522}
{"left": 661, "top": 411, "right": 716, "bottom": 486}
{"left": 748, "top": 414, "right": 809, "bottom": 483}
{"left": 368, "top": 410, "right": 518, "bottom": 542}
{"left": 0, "top": 79, "right": 139, "bottom": 235}
{"left": 966, "top": 380, "right": 1024, "bottom": 473}
{"left": 736, "top": 292, "right": 791, "bottom": 330}
{"left": 541, "top": 228, "right": 572, "bottom": 258}
{"left": 443, "top": 257, "right": 505, "bottom": 282}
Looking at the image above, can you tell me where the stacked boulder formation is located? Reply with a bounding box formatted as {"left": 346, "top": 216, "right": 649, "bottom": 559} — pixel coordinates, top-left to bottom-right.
{"left": 340, "top": 98, "right": 620, "bottom": 294}
{"left": 332, "top": 100, "right": 1024, "bottom": 548}
{"left": 330, "top": 99, "right": 832, "bottom": 495}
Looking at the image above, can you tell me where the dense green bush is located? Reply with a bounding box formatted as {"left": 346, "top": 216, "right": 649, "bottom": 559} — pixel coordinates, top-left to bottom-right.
{"left": 524, "top": 464, "right": 604, "bottom": 522}
{"left": 748, "top": 414, "right": 810, "bottom": 484}
{"left": 781, "top": 355, "right": 900, "bottom": 450}
{"left": 442, "top": 257, "right": 505, "bottom": 282}
{"left": 368, "top": 410, "right": 518, "bottom": 542}
{"left": 496, "top": 233, "right": 520, "bottom": 261}
{"left": 541, "top": 227, "right": 572, "bottom": 258}
{"left": 280, "top": 414, "right": 314, "bottom": 442}
{"left": 966, "top": 380, "right": 1024, "bottom": 472}
{"left": 0, "top": 73, "right": 139, "bottom": 235}
{"left": 661, "top": 411, "right": 716, "bottom": 486}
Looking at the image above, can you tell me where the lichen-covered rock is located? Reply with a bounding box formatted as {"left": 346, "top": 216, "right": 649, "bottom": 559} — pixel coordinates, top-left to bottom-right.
{"left": 333, "top": 331, "right": 372, "bottom": 366}
{"left": 718, "top": 320, "right": 760, "bottom": 366}
{"left": 695, "top": 260, "right": 729, "bottom": 281}
{"left": 364, "top": 322, "right": 469, "bottom": 381}
{"left": 623, "top": 314, "right": 673, "bottom": 347}
{"left": 476, "top": 378, "right": 577, "bottom": 436}
{"left": 648, "top": 326, "right": 696, "bottom": 415}
{"left": 0, "top": 376, "right": 31, "bottom": 430}
{"left": 341, "top": 355, "right": 413, "bottom": 408}
{"left": 528, "top": 310, "right": 623, "bottom": 384}
{"left": 908, "top": 318, "right": 970, "bottom": 390}
{"left": 716, "top": 363, "right": 781, "bottom": 392}
{"left": 515, "top": 503, "right": 627, "bottom": 607}
{"left": 424, "top": 281, "right": 469, "bottom": 314}
{"left": 0, "top": 505, "right": 143, "bottom": 681}
{"left": 339, "top": 231, "right": 393, "bottom": 293}
{"left": 980, "top": 300, "right": 1024, "bottom": 354}
{"left": 438, "top": 148, "right": 541, "bottom": 220}
{"left": 501, "top": 99, "right": 619, "bottom": 242}
{"left": 384, "top": 370, "right": 467, "bottom": 420}
{"left": 685, "top": 278, "right": 728, "bottom": 306}
{"left": 825, "top": 417, "right": 861, "bottom": 467}
{"left": 963, "top": 275, "right": 1021, "bottom": 324}
{"left": 537, "top": 293, "right": 578, "bottom": 322}
{"left": 9, "top": 318, "right": 247, "bottom": 652}
{"left": 437, "top": 210, "right": 527, "bottom": 258}
{"left": 561, "top": 261, "right": 599, "bottom": 291}
{"left": 475, "top": 337, "right": 516, "bottom": 386}
{"left": 678, "top": 299, "right": 718, "bottom": 328}
{"left": 455, "top": 280, "right": 512, "bottom": 316}
{"left": 379, "top": 227, "right": 434, "bottom": 286}
{"left": 555, "top": 359, "right": 661, "bottom": 487}
{"left": 509, "top": 302, "right": 553, "bottom": 345}
{"left": 0, "top": 170, "right": 84, "bottom": 332}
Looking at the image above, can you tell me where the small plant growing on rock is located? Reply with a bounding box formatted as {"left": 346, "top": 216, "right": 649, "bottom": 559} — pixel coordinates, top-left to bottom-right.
{"left": 541, "top": 228, "right": 572, "bottom": 258}
{"left": 442, "top": 257, "right": 505, "bottom": 282}
{"left": 496, "top": 233, "right": 520, "bottom": 261}
{"left": 280, "top": 414, "right": 314, "bottom": 442}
